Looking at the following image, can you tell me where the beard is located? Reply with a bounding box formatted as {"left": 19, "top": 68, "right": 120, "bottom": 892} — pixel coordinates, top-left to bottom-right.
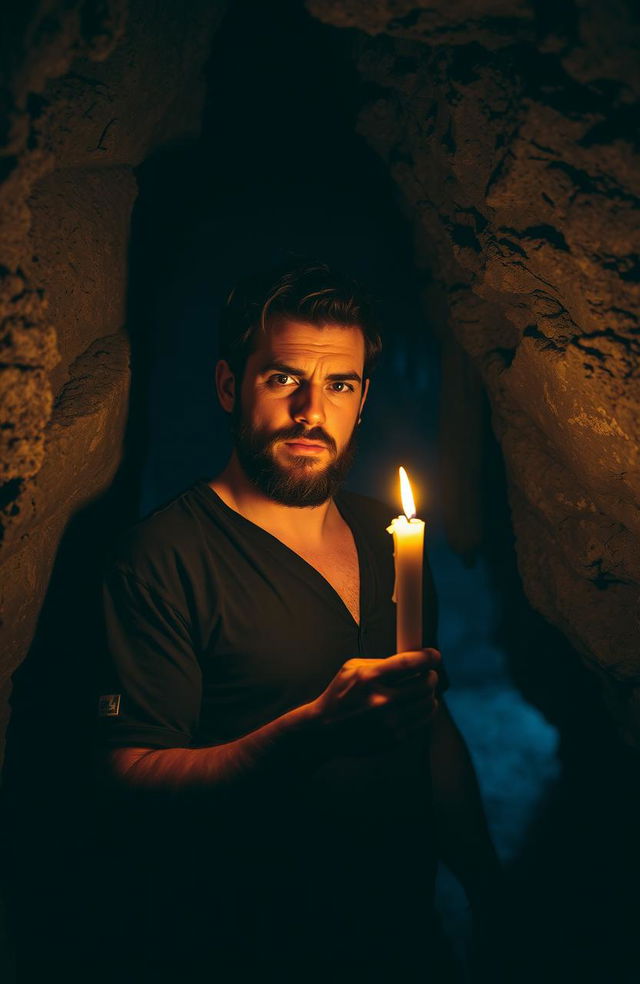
{"left": 231, "top": 409, "right": 358, "bottom": 507}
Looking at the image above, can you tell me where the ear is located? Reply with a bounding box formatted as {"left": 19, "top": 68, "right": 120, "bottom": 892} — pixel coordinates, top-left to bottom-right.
{"left": 358, "top": 377, "right": 370, "bottom": 421}
{"left": 215, "top": 359, "right": 236, "bottom": 413}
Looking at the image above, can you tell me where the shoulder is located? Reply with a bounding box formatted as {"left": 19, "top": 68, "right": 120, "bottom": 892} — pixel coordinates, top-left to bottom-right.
{"left": 106, "top": 484, "right": 209, "bottom": 586}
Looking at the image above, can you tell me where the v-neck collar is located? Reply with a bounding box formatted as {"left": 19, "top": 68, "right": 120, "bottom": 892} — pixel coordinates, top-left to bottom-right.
{"left": 195, "top": 480, "right": 369, "bottom": 630}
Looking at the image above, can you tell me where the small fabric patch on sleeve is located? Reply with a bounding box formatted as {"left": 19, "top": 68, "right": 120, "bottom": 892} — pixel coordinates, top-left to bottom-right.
{"left": 98, "top": 694, "right": 121, "bottom": 718}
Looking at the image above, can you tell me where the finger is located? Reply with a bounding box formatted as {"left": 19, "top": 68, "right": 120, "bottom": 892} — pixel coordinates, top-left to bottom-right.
{"left": 381, "top": 669, "right": 439, "bottom": 698}
{"left": 396, "top": 647, "right": 441, "bottom": 662}
{"left": 391, "top": 695, "right": 439, "bottom": 730}
{"left": 376, "top": 693, "right": 437, "bottom": 730}
{"left": 336, "top": 696, "right": 438, "bottom": 751}
{"left": 343, "top": 690, "right": 434, "bottom": 733}
{"left": 373, "top": 649, "right": 440, "bottom": 680}
{"left": 374, "top": 670, "right": 439, "bottom": 702}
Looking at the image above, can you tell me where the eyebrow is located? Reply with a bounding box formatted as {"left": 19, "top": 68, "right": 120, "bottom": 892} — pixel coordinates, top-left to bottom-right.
{"left": 259, "top": 361, "right": 362, "bottom": 384}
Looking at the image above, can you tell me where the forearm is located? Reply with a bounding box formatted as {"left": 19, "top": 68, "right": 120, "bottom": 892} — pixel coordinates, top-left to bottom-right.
{"left": 430, "top": 701, "right": 501, "bottom": 906}
{"left": 108, "top": 700, "right": 324, "bottom": 795}
{"left": 106, "top": 648, "right": 443, "bottom": 797}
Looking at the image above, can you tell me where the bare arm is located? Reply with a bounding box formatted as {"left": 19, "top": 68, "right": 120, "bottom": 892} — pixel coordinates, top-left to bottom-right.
{"left": 107, "top": 649, "right": 441, "bottom": 795}
{"left": 107, "top": 699, "right": 320, "bottom": 793}
{"left": 429, "top": 699, "right": 501, "bottom": 908}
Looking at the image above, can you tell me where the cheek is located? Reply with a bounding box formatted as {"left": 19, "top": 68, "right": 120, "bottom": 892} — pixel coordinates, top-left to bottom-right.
{"left": 333, "top": 405, "right": 359, "bottom": 442}
{"left": 247, "top": 389, "right": 288, "bottom": 427}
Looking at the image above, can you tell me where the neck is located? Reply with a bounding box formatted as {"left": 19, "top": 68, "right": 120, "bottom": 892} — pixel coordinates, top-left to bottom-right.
{"left": 209, "top": 452, "right": 337, "bottom": 542}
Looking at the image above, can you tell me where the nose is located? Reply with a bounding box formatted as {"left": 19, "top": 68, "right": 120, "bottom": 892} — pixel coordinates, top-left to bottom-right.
{"left": 290, "top": 381, "right": 326, "bottom": 427}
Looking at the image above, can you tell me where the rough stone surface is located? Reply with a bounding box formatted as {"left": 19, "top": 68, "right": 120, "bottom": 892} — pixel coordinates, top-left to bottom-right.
{"left": 0, "top": 0, "right": 225, "bottom": 768}
{"left": 0, "top": 0, "right": 225, "bottom": 489}
{"left": 0, "top": 334, "right": 130, "bottom": 731}
{"left": 0, "top": 3, "right": 225, "bottom": 968}
{"left": 23, "top": 167, "right": 138, "bottom": 392}
{"left": 308, "top": 0, "right": 640, "bottom": 743}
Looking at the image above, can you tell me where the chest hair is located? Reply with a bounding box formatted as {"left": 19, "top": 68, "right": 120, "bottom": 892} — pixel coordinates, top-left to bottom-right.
{"left": 295, "top": 530, "right": 360, "bottom": 625}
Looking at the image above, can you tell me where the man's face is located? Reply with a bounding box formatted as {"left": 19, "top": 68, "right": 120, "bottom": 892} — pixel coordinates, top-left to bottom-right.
{"left": 227, "top": 318, "right": 369, "bottom": 507}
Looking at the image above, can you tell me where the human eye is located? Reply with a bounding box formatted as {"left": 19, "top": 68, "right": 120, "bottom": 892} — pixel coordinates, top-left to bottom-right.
{"left": 267, "top": 373, "right": 297, "bottom": 387}
{"left": 329, "top": 380, "right": 355, "bottom": 393}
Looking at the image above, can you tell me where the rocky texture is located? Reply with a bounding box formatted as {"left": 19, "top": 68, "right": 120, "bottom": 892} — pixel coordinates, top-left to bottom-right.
{"left": 1, "top": 334, "right": 130, "bottom": 684}
{"left": 22, "top": 168, "right": 138, "bottom": 393}
{"left": 308, "top": 0, "right": 640, "bottom": 743}
{"left": 0, "top": 0, "right": 226, "bottom": 764}
{"left": 0, "top": 3, "right": 225, "bottom": 975}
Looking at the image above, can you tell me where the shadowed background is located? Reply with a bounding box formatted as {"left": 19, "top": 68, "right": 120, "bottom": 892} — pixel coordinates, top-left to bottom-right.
{"left": 1, "top": 1, "right": 639, "bottom": 981}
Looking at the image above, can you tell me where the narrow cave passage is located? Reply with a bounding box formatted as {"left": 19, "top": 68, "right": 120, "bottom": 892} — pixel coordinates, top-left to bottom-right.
{"left": 128, "top": 0, "right": 562, "bottom": 976}
{"left": 131, "top": 0, "right": 441, "bottom": 515}
{"left": 2, "top": 1, "right": 639, "bottom": 982}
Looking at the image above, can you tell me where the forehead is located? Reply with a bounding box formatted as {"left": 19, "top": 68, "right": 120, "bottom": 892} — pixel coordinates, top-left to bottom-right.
{"left": 249, "top": 318, "right": 365, "bottom": 367}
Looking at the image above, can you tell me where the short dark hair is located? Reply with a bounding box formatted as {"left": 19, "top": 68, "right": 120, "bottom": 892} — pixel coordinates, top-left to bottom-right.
{"left": 219, "top": 262, "right": 382, "bottom": 381}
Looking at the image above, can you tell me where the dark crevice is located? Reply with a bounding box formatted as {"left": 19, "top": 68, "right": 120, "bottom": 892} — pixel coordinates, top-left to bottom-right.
{"left": 499, "top": 223, "right": 570, "bottom": 252}
{"left": 571, "top": 330, "right": 639, "bottom": 354}
{"left": 579, "top": 105, "right": 640, "bottom": 151}
{"left": 484, "top": 148, "right": 515, "bottom": 199}
{"left": 548, "top": 160, "right": 640, "bottom": 207}
{"left": 523, "top": 323, "right": 563, "bottom": 350}
{"left": 586, "top": 558, "right": 630, "bottom": 590}
{"left": 488, "top": 346, "right": 517, "bottom": 367}
{"left": 441, "top": 118, "right": 456, "bottom": 153}
{"left": 601, "top": 254, "right": 640, "bottom": 284}
{"left": 498, "top": 236, "right": 527, "bottom": 257}
{"left": 450, "top": 223, "right": 481, "bottom": 251}
{"left": 0, "top": 476, "right": 24, "bottom": 519}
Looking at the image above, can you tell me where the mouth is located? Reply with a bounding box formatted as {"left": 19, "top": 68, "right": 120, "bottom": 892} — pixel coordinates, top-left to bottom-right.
{"left": 283, "top": 440, "right": 328, "bottom": 454}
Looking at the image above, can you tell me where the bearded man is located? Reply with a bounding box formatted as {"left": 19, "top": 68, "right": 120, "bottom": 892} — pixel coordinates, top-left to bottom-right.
{"left": 97, "top": 263, "right": 500, "bottom": 983}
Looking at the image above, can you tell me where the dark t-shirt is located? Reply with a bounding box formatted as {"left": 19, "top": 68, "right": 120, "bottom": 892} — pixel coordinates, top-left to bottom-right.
{"left": 97, "top": 480, "right": 446, "bottom": 979}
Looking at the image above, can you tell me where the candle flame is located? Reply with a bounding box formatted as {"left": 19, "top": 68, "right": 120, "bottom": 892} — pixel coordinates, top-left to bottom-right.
{"left": 399, "top": 466, "right": 416, "bottom": 519}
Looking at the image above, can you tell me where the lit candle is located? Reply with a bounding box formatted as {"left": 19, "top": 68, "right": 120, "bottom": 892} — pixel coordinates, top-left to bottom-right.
{"left": 386, "top": 467, "right": 425, "bottom": 653}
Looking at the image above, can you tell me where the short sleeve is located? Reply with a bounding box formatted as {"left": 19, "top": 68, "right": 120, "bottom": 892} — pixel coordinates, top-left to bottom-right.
{"left": 97, "top": 566, "right": 202, "bottom": 749}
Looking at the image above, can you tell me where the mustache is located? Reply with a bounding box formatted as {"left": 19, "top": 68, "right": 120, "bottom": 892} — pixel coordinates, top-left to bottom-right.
{"left": 268, "top": 424, "right": 336, "bottom": 454}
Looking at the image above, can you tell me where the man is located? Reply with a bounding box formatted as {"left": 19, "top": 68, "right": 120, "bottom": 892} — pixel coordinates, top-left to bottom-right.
{"left": 98, "top": 262, "right": 500, "bottom": 983}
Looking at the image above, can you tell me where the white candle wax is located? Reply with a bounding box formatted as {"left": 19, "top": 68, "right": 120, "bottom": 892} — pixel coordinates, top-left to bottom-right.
{"left": 387, "top": 515, "right": 425, "bottom": 653}
{"left": 386, "top": 467, "right": 425, "bottom": 653}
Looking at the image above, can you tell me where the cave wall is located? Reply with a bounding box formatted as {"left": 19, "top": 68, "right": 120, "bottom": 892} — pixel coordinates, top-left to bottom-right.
{"left": 308, "top": 0, "right": 640, "bottom": 743}
{"left": 0, "top": 0, "right": 226, "bottom": 766}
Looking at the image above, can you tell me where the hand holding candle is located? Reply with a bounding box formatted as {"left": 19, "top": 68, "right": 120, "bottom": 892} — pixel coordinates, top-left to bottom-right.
{"left": 387, "top": 467, "right": 426, "bottom": 653}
